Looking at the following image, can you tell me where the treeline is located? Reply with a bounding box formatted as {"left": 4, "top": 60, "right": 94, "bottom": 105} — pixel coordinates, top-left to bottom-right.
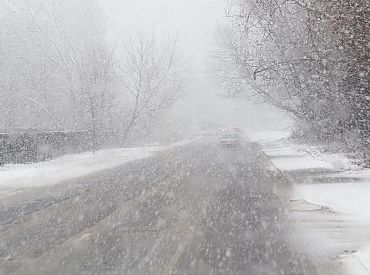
{"left": 216, "top": 0, "right": 369, "bottom": 154}
{"left": 0, "top": 0, "right": 184, "bottom": 150}
{"left": 0, "top": 131, "right": 92, "bottom": 165}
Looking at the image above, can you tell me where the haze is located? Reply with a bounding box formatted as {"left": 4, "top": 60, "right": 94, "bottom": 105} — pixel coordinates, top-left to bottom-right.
{"left": 1, "top": 1, "right": 369, "bottom": 274}
{"left": 100, "top": 0, "right": 289, "bottom": 131}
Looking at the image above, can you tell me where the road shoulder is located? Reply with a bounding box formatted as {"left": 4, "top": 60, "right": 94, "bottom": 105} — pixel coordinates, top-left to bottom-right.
{"left": 248, "top": 130, "right": 370, "bottom": 275}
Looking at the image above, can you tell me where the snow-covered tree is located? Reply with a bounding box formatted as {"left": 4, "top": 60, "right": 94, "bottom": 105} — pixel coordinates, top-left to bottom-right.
{"left": 215, "top": 0, "right": 369, "bottom": 153}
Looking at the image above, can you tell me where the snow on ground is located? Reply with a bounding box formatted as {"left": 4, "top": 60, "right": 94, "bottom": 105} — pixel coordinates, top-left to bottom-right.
{"left": 0, "top": 148, "right": 154, "bottom": 189}
{"left": 0, "top": 139, "right": 197, "bottom": 199}
{"left": 246, "top": 130, "right": 292, "bottom": 144}
{"left": 248, "top": 129, "right": 356, "bottom": 171}
{"left": 247, "top": 128, "right": 360, "bottom": 170}
{"left": 270, "top": 156, "right": 334, "bottom": 171}
{"left": 295, "top": 183, "right": 370, "bottom": 220}
{"left": 250, "top": 130, "right": 370, "bottom": 220}
{"left": 341, "top": 246, "right": 370, "bottom": 275}
{"left": 336, "top": 254, "right": 369, "bottom": 275}
{"left": 247, "top": 130, "right": 370, "bottom": 275}
{"left": 357, "top": 246, "right": 370, "bottom": 273}
{"left": 331, "top": 169, "right": 370, "bottom": 179}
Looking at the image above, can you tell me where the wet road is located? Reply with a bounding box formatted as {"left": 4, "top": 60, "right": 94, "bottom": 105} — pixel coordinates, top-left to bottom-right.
{"left": 0, "top": 140, "right": 316, "bottom": 275}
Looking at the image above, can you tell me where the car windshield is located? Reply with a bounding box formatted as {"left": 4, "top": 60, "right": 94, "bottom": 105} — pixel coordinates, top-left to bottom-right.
{"left": 1, "top": 0, "right": 369, "bottom": 274}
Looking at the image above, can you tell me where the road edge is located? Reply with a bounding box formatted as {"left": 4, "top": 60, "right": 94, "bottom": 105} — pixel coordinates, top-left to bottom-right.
{"left": 253, "top": 141, "right": 369, "bottom": 275}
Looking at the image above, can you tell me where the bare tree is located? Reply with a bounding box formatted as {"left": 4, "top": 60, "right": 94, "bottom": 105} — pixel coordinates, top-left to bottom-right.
{"left": 215, "top": 0, "right": 369, "bottom": 151}
{"left": 0, "top": 0, "right": 60, "bottom": 130}
{"left": 118, "top": 31, "right": 184, "bottom": 142}
{"left": 0, "top": 0, "right": 186, "bottom": 152}
{"left": 74, "top": 42, "right": 116, "bottom": 151}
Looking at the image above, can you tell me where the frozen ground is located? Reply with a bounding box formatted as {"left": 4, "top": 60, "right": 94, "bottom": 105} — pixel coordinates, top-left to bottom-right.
{"left": 247, "top": 129, "right": 370, "bottom": 274}
{"left": 0, "top": 139, "right": 196, "bottom": 199}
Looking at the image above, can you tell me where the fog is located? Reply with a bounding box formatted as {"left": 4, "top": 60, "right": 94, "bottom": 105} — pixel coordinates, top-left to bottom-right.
{"left": 100, "top": 0, "right": 290, "bottom": 134}
{"left": 1, "top": 1, "right": 369, "bottom": 274}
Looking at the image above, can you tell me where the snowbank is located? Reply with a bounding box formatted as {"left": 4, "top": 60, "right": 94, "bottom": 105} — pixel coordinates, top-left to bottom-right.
{"left": 270, "top": 156, "right": 334, "bottom": 171}
{"left": 247, "top": 130, "right": 360, "bottom": 172}
{"left": 247, "top": 130, "right": 370, "bottom": 274}
{"left": 296, "top": 183, "right": 370, "bottom": 220}
{"left": 0, "top": 139, "right": 197, "bottom": 199}
{"left": 341, "top": 254, "right": 369, "bottom": 275}
{"left": 249, "top": 130, "right": 370, "bottom": 220}
{"left": 246, "top": 130, "right": 291, "bottom": 143}
{"left": 357, "top": 246, "right": 370, "bottom": 273}
{"left": 341, "top": 245, "right": 370, "bottom": 275}
{"left": 0, "top": 147, "right": 154, "bottom": 188}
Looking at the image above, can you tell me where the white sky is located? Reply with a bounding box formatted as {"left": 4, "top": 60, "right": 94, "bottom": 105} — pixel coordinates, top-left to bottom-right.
{"left": 101, "top": 1, "right": 223, "bottom": 48}
{"left": 100, "top": 0, "right": 225, "bottom": 72}
{"left": 99, "top": 0, "right": 289, "bottom": 130}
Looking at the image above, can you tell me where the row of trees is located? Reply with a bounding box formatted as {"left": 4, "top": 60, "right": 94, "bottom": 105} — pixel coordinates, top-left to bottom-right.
{"left": 216, "top": 0, "right": 369, "bottom": 153}
{"left": 0, "top": 0, "right": 184, "bottom": 148}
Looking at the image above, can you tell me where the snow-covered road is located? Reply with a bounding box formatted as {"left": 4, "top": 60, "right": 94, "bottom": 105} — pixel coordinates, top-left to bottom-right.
{"left": 0, "top": 139, "right": 316, "bottom": 275}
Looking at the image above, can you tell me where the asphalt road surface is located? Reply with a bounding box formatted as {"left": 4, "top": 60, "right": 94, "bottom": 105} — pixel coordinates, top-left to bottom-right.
{"left": 0, "top": 139, "right": 316, "bottom": 275}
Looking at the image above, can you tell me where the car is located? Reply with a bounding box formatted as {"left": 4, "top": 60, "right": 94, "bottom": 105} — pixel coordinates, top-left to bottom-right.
{"left": 219, "top": 132, "right": 242, "bottom": 148}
